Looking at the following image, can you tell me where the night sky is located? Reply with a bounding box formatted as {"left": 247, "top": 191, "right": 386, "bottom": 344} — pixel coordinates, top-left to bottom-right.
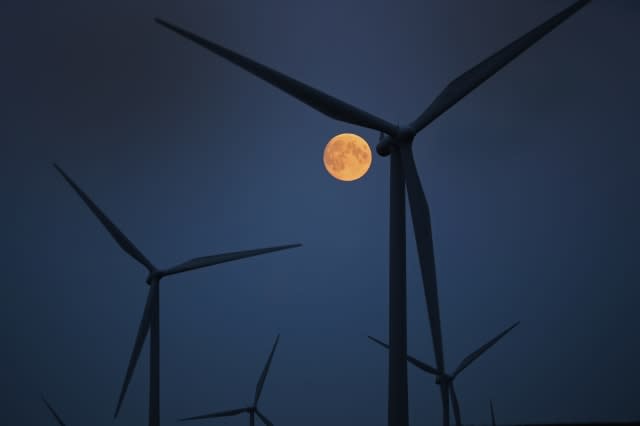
{"left": 2, "top": 1, "right": 640, "bottom": 425}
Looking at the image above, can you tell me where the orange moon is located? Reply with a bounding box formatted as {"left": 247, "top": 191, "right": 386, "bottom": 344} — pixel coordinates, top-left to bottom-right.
{"left": 323, "top": 133, "right": 372, "bottom": 181}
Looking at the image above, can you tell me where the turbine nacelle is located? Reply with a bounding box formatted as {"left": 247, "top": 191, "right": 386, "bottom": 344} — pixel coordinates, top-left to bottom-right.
{"left": 435, "top": 373, "right": 452, "bottom": 385}
{"left": 145, "top": 271, "right": 161, "bottom": 286}
{"left": 376, "top": 126, "right": 416, "bottom": 157}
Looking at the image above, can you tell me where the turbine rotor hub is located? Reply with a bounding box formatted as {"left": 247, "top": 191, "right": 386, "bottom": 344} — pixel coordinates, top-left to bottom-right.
{"left": 435, "top": 373, "right": 452, "bottom": 385}
{"left": 395, "top": 125, "right": 416, "bottom": 143}
{"left": 376, "top": 125, "right": 416, "bottom": 157}
{"left": 146, "top": 271, "right": 160, "bottom": 286}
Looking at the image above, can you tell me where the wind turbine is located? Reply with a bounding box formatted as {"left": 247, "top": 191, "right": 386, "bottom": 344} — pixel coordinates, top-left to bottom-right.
{"left": 42, "top": 395, "right": 67, "bottom": 425}
{"left": 490, "top": 400, "right": 497, "bottom": 426}
{"left": 53, "top": 164, "right": 301, "bottom": 426}
{"left": 368, "top": 321, "right": 520, "bottom": 426}
{"left": 180, "top": 334, "right": 280, "bottom": 426}
{"left": 154, "top": 2, "right": 591, "bottom": 425}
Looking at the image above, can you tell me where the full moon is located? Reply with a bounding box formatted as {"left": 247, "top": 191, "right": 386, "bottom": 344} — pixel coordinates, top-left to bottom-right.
{"left": 323, "top": 133, "right": 372, "bottom": 181}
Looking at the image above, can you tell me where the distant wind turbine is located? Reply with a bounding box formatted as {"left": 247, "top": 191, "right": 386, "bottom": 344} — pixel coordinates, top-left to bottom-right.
{"left": 490, "top": 400, "right": 497, "bottom": 426}
{"left": 369, "top": 321, "right": 520, "bottom": 426}
{"left": 41, "top": 395, "right": 66, "bottom": 426}
{"left": 53, "top": 164, "right": 301, "bottom": 426}
{"left": 155, "top": 2, "right": 591, "bottom": 425}
{"left": 180, "top": 334, "right": 280, "bottom": 426}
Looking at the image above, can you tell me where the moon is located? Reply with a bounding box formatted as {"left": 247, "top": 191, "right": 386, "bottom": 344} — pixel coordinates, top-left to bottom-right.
{"left": 323, "top": 133, "right": 372, "bottom": 181}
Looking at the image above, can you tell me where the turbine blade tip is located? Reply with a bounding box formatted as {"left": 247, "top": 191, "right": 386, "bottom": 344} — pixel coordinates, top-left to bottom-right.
{"left": 113, "top": 402, "right": 122, "bottom": 419}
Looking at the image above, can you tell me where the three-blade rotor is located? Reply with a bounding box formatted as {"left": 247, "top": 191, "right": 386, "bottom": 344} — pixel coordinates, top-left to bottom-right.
{"left": 180, "top": 335, "right": 280, "bottom": 426}
{"left": 368, "top": 321, "right": 520, "bottom": 380}
{"left": 368, "top": 321, "right": 519, "bottom": 426}
{"left": 54, "top": 165, "right": 300, "bottom": 423}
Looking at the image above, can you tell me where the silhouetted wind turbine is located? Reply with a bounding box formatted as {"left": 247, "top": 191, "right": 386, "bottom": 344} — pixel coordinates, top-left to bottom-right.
{"left": 41, "top": 395, "right": 66, "bottom": 425}
{"left": 53, "top": 165, "right": 300, "bottom": 426}
{"left": 369, "top": 321, "right": 519, "bottom": 426}
{"left": 490, "top": 400, "right": 497, "bottom": 426}
{"left": 155, "top": 2, "right": 591, "bottom": 425}
{"left": 180, "top": 334, "right": 280, "bottom": 426}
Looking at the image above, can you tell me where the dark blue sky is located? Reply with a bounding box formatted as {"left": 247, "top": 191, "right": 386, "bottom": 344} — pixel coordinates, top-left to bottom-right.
{"left": 2, "top": 1, "right": 639, "bottom": 425}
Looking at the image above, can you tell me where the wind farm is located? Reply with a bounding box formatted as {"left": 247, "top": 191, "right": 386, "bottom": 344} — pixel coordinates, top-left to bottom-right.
{"left": 156, "top": 1, "right": 591, "bottom": 425}
{"left": 3, "top": 1, "right": 640, "bottom": 426}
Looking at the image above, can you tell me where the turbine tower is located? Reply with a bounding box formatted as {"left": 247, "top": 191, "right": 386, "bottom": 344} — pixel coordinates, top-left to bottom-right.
{"left": 490, "top": 400, "right": 497, "bottom": 426}
{"left": 180, "top": 334, "right": 280, "bottom": 426}
{"left": 369, "top": 321, "right": 519, "bottom": 426}
{"left": 154, "top": 2, "right": 591, "bottom": 425}
{"left": 54, "top": 165, "right": 301, "bottom": 426}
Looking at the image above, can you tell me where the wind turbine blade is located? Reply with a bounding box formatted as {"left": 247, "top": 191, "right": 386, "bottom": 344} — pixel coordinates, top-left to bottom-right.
{"left": 180, "top": 407, "right": 249, "bottom": 421}
{"left": 490, "top": 400, "right": 496, "bottom": 426}
{"left": 410, "top": 0, "right": 591, "bottom": 133}
{"left": 452, "top": 321, "right": 520, "bottom": 379}
{"left": 367, "top": 336, "right": 439, "bottom": 375}
{"left": 161, "top": 244, "right": 301, "bottom": 277}
{"left": 255, "top": 409, "right": 275, "bottom": 426}
{"left": 154, "top": 19, "right": 398, "bottom": 137}
{"left": 114, "top": 286, "right": 156, "bottom": 418}
{"left": 41, "top": 395, "right": 66, "bottom": 426}
{"left": 53, "top": 163, "right": 155, "bottom": 272}
{"left": 450, "top": 382, "right": 462, "bottom": 426}
{"left": 254, "top": 334, "right": 280, "bottom": 406}
{"left": 397, "top": 146, "right": 445, "bottom": 375}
